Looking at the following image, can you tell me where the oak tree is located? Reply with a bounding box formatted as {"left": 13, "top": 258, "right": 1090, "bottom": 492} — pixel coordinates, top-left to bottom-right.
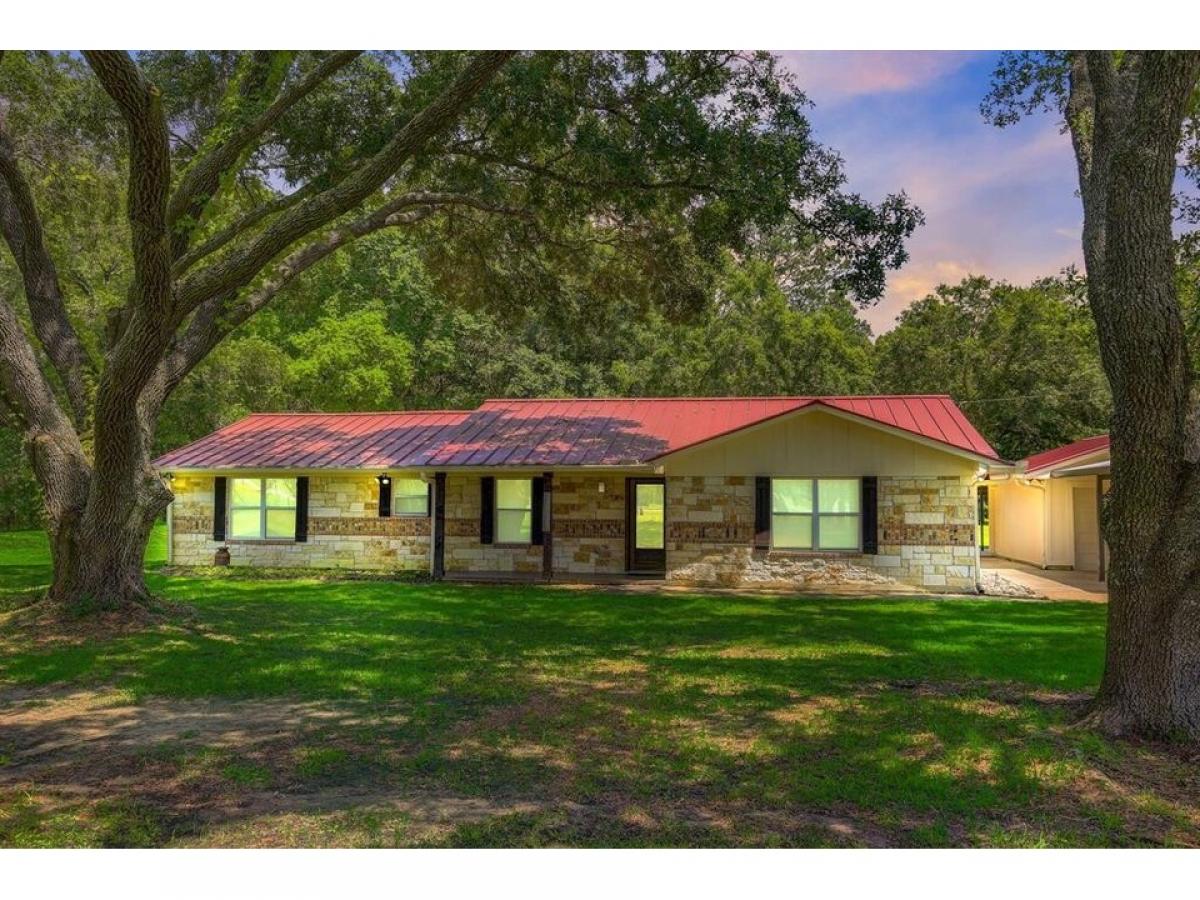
{"left": 0, "top": 50, "right": 918, "bottom": 614}
{"left": 986, "top": 51, "right": 1200, "bottom": 738}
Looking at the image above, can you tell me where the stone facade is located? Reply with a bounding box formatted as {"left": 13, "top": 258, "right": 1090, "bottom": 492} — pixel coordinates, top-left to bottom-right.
{"left": 663, "top": 475, "right": 754, "bottom": 585}
{"left": 170, "top": 470, "right": 978, "bottom": 591}
{"left": 871, "top": 475, "right": 978, "bottom": 590}
{"left": 443, "top": 473, "right": 542, "bottom": 574}
{"left": 170, "top": 473, "right": 430, "bottom": 571}
{"left": 664, "top": 475, "right": 977, "bottom": 592}
{"left": 550, "top": 473, "right": 626, "bottom": 576}
{"left": 443, "top": 473, "right": 630, "bottom": 577}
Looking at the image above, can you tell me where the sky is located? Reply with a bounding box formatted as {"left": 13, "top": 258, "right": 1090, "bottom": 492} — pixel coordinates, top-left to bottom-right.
{"left": 777, "top": 51, "right": 1084, "bottom": 334}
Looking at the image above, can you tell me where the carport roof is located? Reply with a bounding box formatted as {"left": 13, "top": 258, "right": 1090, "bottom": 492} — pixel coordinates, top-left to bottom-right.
{"left": 1022, "top": 434, "right": 1110, "bottom": 476}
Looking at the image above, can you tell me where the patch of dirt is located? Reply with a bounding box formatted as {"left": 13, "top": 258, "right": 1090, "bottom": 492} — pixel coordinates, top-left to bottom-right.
{"left": 883, "top": 678, "right": 1093, "bottom": 711}
{"left": 182, "top": 790, "right": 549, "bottom": 847}
{"left": 0, "top": 597, "right": 196, "bottom": 647}
{"left": 0, "top": 684, "right": 397, "bottom": 781}
{"left": 5, "top": 679, "right": 1200, "bottom": 848}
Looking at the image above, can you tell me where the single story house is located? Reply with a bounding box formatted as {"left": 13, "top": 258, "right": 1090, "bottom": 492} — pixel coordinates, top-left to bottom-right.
{"left": 981, "top": 434, "right": 1111, "bottom": 580}
{"left": 153, "top": 395, "right": 1003, "bottom": 592}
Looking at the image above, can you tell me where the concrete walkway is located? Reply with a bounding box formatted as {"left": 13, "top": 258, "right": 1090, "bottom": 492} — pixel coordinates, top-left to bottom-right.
{"left": 981, "top": 557, "right": 1108, "bottom": 602}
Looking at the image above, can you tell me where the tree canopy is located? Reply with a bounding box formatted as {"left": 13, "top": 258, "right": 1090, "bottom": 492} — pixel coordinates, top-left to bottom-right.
{"left": 0, "top": 49, "right": 927, "bottom": 609}
{"left": 875, "top": 273, "right": 1111, "bottom": 460}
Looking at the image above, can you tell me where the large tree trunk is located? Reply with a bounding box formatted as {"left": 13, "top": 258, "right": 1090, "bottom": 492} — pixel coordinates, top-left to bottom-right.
{"left": 1071, "top": 52, "right": 1200, "bottom": 738}
{"left": 24, "top": 407, "right": 173, "bottom": 614}
{"left": 44, "top": 478, "right": 170, "bottom": 612}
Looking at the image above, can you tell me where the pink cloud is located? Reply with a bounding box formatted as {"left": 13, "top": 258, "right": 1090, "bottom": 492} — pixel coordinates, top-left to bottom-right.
{"left": 855, "top": 119, "right": 1084, "bottom": 333}
{"left": 776, "top": 51, "right": 977, "bottom": 105}
{"left": 696, "top": 52, "right": 1085, "bottom": 337}
{"left": 771, "top": 52, "right": 1085, "bottom": 334}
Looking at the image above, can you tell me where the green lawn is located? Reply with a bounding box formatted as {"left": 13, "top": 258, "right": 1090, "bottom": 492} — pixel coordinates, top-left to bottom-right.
{"left": 0, "top": 527, "right": 1196, "bottom": 848}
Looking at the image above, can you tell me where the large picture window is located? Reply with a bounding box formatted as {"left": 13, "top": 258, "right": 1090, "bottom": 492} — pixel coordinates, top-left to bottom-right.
{"left": 228, "top": 478, "right": 297, "bottom": 540}
{"left": 495, "top": 478, "right": 533, "bottom": 544}
{"left": 771, "top": 478, "right": 860, "bottom": 551}
{"left": 393, "top": 477, "right": 427, "bottom": 516}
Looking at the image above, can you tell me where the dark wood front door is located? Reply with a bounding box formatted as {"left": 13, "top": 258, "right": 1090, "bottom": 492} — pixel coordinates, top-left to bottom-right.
{"left": 626, "top": 477, "right": 666, "bottom": 573}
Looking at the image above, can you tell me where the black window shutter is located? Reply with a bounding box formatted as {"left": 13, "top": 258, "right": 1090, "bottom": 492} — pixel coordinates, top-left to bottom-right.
{"left": 754, "top": 476, "right": 771, "bottom": 549}
{"left": 378, "top": 478, "right": 392, "bottom": 517}
{"left": 426, "top": 483, "right": 432, "bottom": 517}
{"left": 480, "top": 476, "right": 495, "bottom": 544}
{"left": 213, "top": 476, "right": 227, "bottom": 541}
{"left": 861, "top": 476, "right": 878, "bottom": 554}
{"left": 433, "top": 473, "right": 446, "bottom": 578}
{"left": 295, "top": 476, "right": 309, "bottom": 542}
{"left": 531, "top": 477, "right": 545, "bottom": 546}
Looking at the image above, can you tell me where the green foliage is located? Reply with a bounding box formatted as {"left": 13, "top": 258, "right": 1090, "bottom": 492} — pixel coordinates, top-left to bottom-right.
{"left": 150, "top": 234, "right": 879, "bottom": 457}
{"left": 408, "top": 50, "right": 921, "bottom": 313}
{"left": 287, "top": 307, "right": 414, "bottom": 412}
{"left": 0, "top": 429, "right": 41, "bottom": 530}
{"left": 875, "top": 275, "right": 1111, "bottom": 460}
{"left": 612, "top": 255, "right": 875, "bottom": 396}
{"left": 0, "top": 52, "right": 129, "bottom": 349}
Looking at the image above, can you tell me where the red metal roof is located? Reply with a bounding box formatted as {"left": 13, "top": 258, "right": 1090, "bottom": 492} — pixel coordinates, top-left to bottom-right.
{"left": 1022, "top": 434, "right": 1110, "bottom": 475}
{"left": 153, "top": 395, "right": 1001, "bottom": 470}
{"left": 153, "top": 411, "right": 470, "bottom": 470}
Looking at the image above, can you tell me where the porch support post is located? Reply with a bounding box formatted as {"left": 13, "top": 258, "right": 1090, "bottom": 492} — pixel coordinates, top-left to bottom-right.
{"left": 1096, "top": 473, "right": 1106, "bottom": 583}
{"left": 433, "top": 471, "right": 446, "bottom": 580}
{"left": 542, "top": 471, "right": 554, "bottom": 581}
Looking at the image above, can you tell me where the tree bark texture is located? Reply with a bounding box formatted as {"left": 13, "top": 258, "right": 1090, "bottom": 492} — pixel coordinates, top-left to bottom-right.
{"left": 1069, "top": 51, "right": 1200, "bottom": 738}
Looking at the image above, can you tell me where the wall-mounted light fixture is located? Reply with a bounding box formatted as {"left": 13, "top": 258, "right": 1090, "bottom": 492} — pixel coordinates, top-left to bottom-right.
{"left": 377, "top": 473, "right": 391, "bottom": 486}
{"left": 597, "top": 481, "right": 605, "bottom": 494}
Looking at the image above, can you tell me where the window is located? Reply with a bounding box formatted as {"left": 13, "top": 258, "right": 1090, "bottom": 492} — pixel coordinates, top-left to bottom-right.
{"left": 393, "top": 478, "right": 427, "bottom": 516}
{"left": 771, "top": 478, "right": 813, "bottom": 549}
{"left": 228, "top": 478, "right": 296, "bottom": 540}
{"left": 772, "top": 478, "right": 860, "bottom": 551}
{"left": 495, "top": 478, "right": 533, "bottom": 543}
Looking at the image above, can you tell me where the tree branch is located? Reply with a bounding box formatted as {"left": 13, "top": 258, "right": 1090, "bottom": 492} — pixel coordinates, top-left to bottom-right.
{"left": 151, "top": 187, "right": 531, "bottom": 408}
{"left": 172, "top": 180, "right": 320, "bottom": 276}
{"left": 450, "top": 147, "right": 713, "bottom": 193}
{"left": 0, "top": 113, "right": 94, "bottom": 426}
{"left": 83, "top": 51, "right": 174, "bottom": 315}
{"left": 166, "top": 51, "right": 362, "bottom": 253}
{"left": 0, "top": 287, "right": 73, "bottom": 435}
{"left": 174, "top": 50, "right": 516, "bottom": 316}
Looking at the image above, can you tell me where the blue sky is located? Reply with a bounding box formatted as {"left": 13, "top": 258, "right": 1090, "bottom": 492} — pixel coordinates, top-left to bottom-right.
{"left": 778, "top": 51, "right": 1084, "bottom": 333}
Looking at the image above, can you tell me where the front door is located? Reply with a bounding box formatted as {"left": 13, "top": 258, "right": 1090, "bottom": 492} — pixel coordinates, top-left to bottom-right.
{"left": 626, "top": 478, "right": 666, "bottom": 573}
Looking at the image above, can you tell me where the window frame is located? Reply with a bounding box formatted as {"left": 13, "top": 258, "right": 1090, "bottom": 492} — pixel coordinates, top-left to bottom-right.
{"left": 770, "top": 477, "right": 862, "bottom": 552}
{"left": 494, "top": 477, "right": 534, "bottom": 545}
{"left": 227, "top": 477, "right": 297, "bottom": 542}
{"left": 391, "top": 477, "right": 428, "bottom": 517}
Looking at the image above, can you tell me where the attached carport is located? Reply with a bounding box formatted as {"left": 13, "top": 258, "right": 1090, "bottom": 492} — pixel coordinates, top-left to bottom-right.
{"left": 982, "top": 435, "right": 1111, "bottom": 582}
{"left": 1048, "top": 459, "right": 1110, "bottom": 581}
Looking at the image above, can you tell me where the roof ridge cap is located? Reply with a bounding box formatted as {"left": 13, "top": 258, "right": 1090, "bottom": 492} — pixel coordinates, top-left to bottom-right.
{"left": 478, "top": 394, "right": 953, "bottom": 403}
{"left": 244, "top": 409, "right": 471, "bottom": 417}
